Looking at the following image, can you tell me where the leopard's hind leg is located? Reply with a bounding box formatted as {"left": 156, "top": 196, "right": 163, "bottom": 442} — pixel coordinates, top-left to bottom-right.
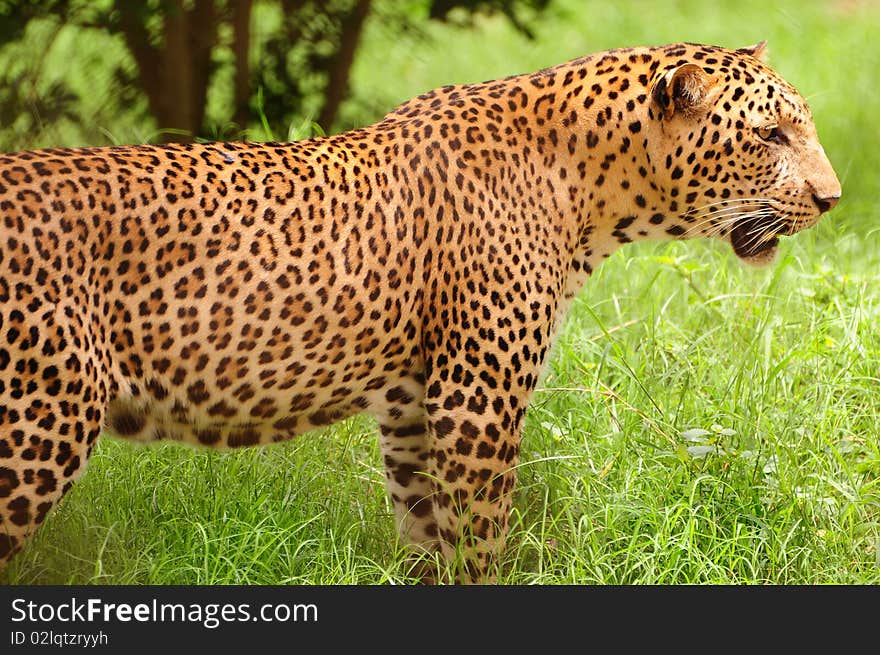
{"left": 0, "top": 307, "right": 107, "bottom": 566}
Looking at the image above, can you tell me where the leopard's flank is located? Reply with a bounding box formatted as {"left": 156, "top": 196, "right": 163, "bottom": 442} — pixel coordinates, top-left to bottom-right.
{"left": 0, "top": 41, "right": 841, "bottom": 582}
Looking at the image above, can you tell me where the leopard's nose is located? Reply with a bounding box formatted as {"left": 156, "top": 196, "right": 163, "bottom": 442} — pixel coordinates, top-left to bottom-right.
{"left": 812, "top": 193, "right": 840, "bottom": 214}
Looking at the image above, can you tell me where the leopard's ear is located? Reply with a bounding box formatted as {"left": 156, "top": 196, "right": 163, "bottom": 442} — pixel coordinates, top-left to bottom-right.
{"left": 651, "top": 63, "right": 716, "bottom": 119}
{"left": 737, "top": 40, "right": 768, "bottom": 61}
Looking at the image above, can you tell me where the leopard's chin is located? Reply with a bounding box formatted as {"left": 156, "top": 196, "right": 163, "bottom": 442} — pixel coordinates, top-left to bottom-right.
{"left": 734, "top": 241, "right": 779, "bottom": 267}
{"left": 730, "top": 216, "right": 781, "bottom": 267}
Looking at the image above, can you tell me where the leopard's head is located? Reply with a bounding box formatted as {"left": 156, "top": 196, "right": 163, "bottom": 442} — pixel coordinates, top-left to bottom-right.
{"left": 647, "top": 41, "right": 841, "bottom": 266}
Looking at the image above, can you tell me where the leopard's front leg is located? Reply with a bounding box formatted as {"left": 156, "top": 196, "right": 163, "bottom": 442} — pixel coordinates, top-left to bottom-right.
{"left": 420, "top": 311, "right": 553, "bottom": 583}
{"left": 424, "top": 392, "right": 524, "bottom": 583}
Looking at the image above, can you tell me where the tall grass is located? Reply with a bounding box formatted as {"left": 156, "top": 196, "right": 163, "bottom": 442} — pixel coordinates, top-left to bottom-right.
{"left": 3, "top": 0, "right": 879, "bottom": 584}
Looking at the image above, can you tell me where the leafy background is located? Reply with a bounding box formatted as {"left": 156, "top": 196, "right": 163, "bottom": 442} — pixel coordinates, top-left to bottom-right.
{"left": 2, "top": 0, "right": 878, "bottom": 583}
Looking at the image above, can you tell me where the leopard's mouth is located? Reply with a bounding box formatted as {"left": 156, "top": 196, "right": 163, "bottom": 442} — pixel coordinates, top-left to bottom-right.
{"left": 729, "top": 215, "right": 782, "bottom": 266}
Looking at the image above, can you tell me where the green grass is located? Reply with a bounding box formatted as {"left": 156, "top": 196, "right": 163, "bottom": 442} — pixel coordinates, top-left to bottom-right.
{"left": 3, "top": 0, "right": 880, "bottom": 584}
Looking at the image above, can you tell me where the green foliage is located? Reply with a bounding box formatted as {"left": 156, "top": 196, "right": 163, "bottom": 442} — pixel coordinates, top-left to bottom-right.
{"left": 1, "top": 0, "right": 879, "bottom": 583}
{"left": 0, "top": 0, "right": 70, "bottom": 42}
{"left": 250, "top": 0, "right": 367, "bottom": 133}
{"left": 429, "top": 0, "right": 550, "bottom": 38}
{"left": 0, "top": 0, "right": 550, "bottom": 145}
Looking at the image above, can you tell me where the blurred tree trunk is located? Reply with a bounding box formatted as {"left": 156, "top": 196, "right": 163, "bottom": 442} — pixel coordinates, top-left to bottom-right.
{"left": 0, "top": 0, "right": 548, "bottom": 146}
{"left": 116, "top": 0, "right": 219, "bottom": 143}
{"left": 316, "top": 0, "right": 371, "bottom": 131}
{"left": 232, "top": 0, "right": 253, "bottom": 128}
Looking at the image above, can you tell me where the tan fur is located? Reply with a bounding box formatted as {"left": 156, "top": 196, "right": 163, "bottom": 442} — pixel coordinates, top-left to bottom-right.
{"left": 0, "top": 42, "right": 840, "bottom": 581}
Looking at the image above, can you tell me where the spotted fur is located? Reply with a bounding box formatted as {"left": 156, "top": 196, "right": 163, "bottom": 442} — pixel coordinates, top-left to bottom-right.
{"left": 0, "top": 41, "right": 840, "bottom": 581}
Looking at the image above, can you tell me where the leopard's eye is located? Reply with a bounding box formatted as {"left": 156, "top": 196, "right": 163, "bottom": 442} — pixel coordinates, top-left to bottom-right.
{"left": 755, "top": 125, "right": 785, "bottom": 144}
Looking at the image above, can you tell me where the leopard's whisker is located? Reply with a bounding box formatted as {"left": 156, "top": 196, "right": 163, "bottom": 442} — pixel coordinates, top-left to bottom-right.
{"left": 741, "top": 216, "right": 787, "bottom": 249}
{"left": 699, "top": 210, "right": 777, "bottom": 241}
{"left": 684, "top": 208, "right": 776, "bottom": 237}
{"left": 683, "top": 209, "right": 760, "bottom": 234}
{"left": 683, "top": 202, "right": 777, "bottom": 228}
{"left": 688, "top": 197, "right": 776, "bottom": 214}
{"left": 685, "top": 199, "right": 776, "bottom": 220}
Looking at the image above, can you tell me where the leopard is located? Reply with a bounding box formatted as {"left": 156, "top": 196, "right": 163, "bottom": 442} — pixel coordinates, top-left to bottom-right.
{"left": 0, "top": 40, "right": 841, "bottom": 582}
